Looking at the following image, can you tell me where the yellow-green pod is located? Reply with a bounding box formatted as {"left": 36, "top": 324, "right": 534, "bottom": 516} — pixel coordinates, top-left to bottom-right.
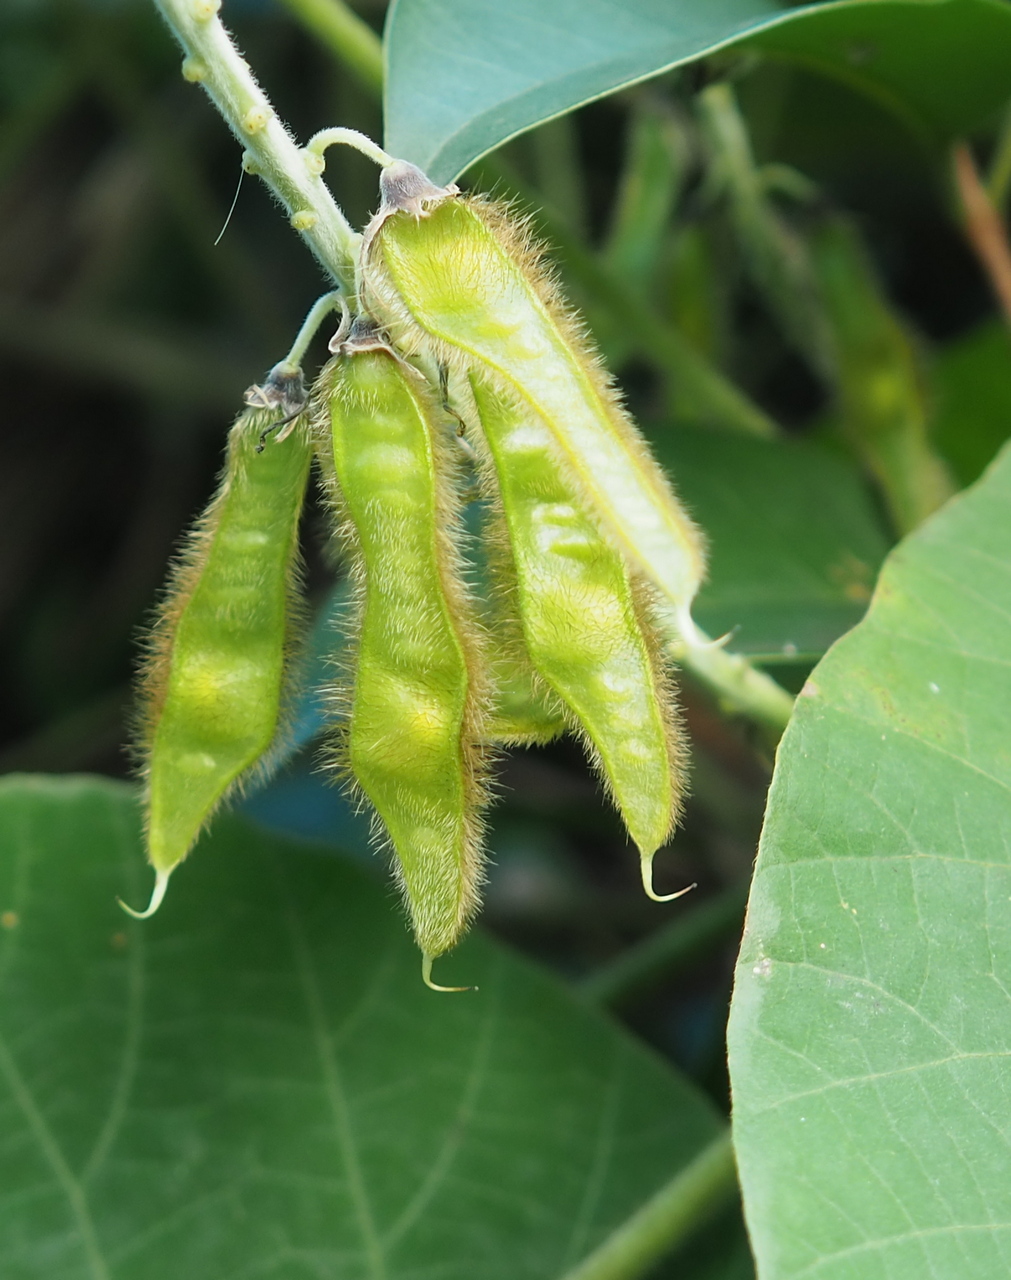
{"left": 471, "top": 504, "right": 566, "bottom": 747}
{"left": 132, "top": 406, "right": 312, "bottom": 913}
{"left": 469, "top": 374, "right": 688, "bottom": 893}
{"left": 361, "top": 161, "right": 707, "bottom": 641}
{"left": 317, "top": 331, "right": 489, "bottom": 964}
{"left": 483, "top": 637, "right": 566, "bottom": 746}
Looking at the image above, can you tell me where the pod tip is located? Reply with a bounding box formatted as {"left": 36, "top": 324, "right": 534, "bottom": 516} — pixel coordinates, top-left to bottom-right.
{"left": 422, "top": 953, "right": 477, "bottom": 993}
{"left": 673, "top": 606, "right": 707, "bottom": 648}
{"left": 640, "top": 855, "right": 696, "bottom": 904}
{"left": 117, "top": 867, "right": 171, "bottom": 920}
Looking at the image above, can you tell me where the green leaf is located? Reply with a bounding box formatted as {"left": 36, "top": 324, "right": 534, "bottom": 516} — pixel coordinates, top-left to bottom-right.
{"left": 743, "top": 0, "right": 1011, "bottom": 145}
{"left": 728, "top": 442, "right": 1011, "bottom": 1277}
{"left": 651, "top": 428, "right": 890, "bottom": 661}
{"left": 383, "top": 0, "right": 1011, "bottom": 183}
{"left": 0, "top": 774, "right": 724, "bottom": 1278}
{"left": 931, "top": 319, "right": 1011, "bottom": 489}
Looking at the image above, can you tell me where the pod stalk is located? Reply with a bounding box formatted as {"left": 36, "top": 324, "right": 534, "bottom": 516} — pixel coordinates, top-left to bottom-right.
{"left": 284, "top": 289, "right": 347, "bottom": 367}
{"left": 305, "top": 127, "right": 394, "bottom": 171}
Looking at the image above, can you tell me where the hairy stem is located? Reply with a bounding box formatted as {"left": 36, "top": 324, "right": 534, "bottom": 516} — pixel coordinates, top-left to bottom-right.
{"left": 153, "top": 0, "right": 360, "bottom": 287}
{"left": 558, "top": 1131, "right": 738, "bottom": 1280}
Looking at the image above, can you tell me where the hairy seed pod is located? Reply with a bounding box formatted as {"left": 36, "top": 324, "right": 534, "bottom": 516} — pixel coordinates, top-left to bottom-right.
{"left": 483, "top": 636, "right": 567, "bottom": 746}
{"left": 132, "top": 407, "right": 312, "bottom": 913}
{"left": 469, "top": 374, "right": 688, "bottom": 891}
{"left": 467, "top": 498, "right": 566, "bottom": 748}
{"left": 361, "top": 161, "right": 707, "bottom": 640}
{"left": 317, "top": 330, "right": 489, "bottom": 964}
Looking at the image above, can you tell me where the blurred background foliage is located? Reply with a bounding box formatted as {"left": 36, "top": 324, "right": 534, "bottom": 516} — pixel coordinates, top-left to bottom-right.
{"left": 1, "top": 0, "right": 1009, "bottom": 1122}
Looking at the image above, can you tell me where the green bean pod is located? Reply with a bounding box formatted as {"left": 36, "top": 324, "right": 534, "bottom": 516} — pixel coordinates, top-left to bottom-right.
{"left": 467, "top": 499, "right": 566, "bottom": 747}
{"left": 133, "top": 407, "right": 312, "bottom": 912}
{"left": 361, "top": 162, "right": 707, "bottom": 641}
{"left": 469, "top": 374, "right": 688, "bottom": 889}
{"left": 317, "top": 335, "right": 489, "bottom": 962}
{"left": 483, "top": 631, "right": 566, "bottom": 747}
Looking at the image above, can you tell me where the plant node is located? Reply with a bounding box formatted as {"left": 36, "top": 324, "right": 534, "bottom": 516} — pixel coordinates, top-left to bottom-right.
{"left": 181, "top": 56, "right": 207, "bottom": 83}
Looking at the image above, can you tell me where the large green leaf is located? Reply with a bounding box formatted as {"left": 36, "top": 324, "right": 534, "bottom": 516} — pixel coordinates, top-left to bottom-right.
{"left": 652, "top": 428, "right": 890, "bottom": 661}
{"left": 0, "top": 775, "right": 723, "bottom": 1279}
{"left": 728, "top": 441, "right": 1011, "bottom": 1277}
{"left": 383, "top": 0, "right": 1011, "bottom": 183}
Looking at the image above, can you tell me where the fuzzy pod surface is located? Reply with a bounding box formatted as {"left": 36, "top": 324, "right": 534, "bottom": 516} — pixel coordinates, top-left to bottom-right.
{"left": 483, "top": 638, "right": 567, "bottom": 746}
{"left": 362, "top": 166, "right": 707, "bottom": 637}
{"left": 470, "top": 374, "right": 687, "bottom": 863}
{"left": 319, "top": 341, "right": 488, "bottom": 960}
{"left": 138, "top": 409, "right": 312, "bottom": 885}
{"left": 466, "top": 494, "right": 566, "bottom": 748}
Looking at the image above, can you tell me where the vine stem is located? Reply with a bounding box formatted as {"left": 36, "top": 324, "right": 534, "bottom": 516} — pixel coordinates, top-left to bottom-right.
{"left": 558, "top": 1130, "right": 738, "bottom": 1280}
{"left": 655, "top": 604, "right": 793, "bottom": 734}
{"left": 675, "top": 628, "right": 794, "bottom": 735}
{"left": 306, "top": 127, "right": 394, "bottom": 170}
{"left": 152, "top": 0, "right": 360, "bottom": 288}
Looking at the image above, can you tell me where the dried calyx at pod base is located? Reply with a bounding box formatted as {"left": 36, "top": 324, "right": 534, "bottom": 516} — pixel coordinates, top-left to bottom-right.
{"left": 129, "top": 152, "right": 706, "bottom": 989}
